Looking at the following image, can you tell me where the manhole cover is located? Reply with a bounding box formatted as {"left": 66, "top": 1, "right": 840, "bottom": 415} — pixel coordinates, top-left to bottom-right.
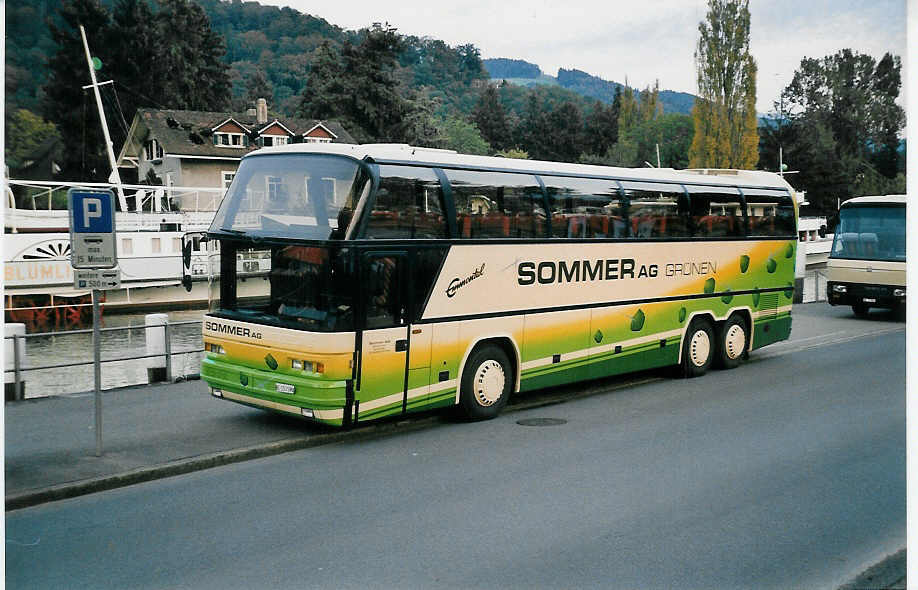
{"left": 516, "top": 418, "right": 567, "bottom": 427}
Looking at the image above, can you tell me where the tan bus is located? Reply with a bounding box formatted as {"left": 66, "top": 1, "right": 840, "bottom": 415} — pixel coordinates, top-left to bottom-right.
{"left": 826, "top": 195, "right": 906, "bottom": 317}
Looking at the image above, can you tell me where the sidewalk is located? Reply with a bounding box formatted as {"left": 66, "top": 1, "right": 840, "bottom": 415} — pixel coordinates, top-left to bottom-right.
{"left": 5, "top": 379, "right": 433, "bottom": 510}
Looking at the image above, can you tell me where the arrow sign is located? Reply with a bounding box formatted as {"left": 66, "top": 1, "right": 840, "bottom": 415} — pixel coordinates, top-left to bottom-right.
{"left": 74, "top": 268, "right": 122, "bottom": 290}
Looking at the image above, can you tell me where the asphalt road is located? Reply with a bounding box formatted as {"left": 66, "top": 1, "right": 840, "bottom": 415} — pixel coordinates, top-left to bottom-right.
{"left": 6, "top": 305, "right": 905, "bottom": 589}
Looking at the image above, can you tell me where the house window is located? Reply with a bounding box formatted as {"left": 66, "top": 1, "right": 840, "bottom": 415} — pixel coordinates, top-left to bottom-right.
{"left": 214, "top": 133, "right": 246, "bottom": 148}
{"left": 304, "top": 137, "right": 332, "bottom": 144}
{"left": 261, "top": 135, "right": 289, "bottom": 147}
{"left": 143, "top": 139, "right": 163, "bottom": 161}
{"left": 222, "top": 171, "right": 235, "bottom": 192}
{"left": 151, "top": 238, "right": 161, "bottom": 254}
{"left": 121, "top": 238, "right": 133, "bottom": 255}
{"left": 267, "top": 176, "right": 284, "bottom": 203}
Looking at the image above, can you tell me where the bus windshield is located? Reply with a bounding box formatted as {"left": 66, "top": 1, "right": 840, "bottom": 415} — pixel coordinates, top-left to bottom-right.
{"left": 830, "top": 205, "right": 906, "bottom": 262}
{"left": 210, "top": 242, "right": 355, "bottom": 332}
{"left": 209, "top": 154, "right": 369, "bottom": 240}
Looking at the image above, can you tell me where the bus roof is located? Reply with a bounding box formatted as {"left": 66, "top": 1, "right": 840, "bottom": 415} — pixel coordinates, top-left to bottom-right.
{"left": 244, "top": 142, "right": 798, "bottom": 193}
{"left": 840, "top": 195, "right": 907, "bottom": 207}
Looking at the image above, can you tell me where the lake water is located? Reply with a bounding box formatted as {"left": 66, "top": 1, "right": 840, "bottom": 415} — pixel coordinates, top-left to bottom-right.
{"left": 8, "top": 309, "right": 206, "bottom": 398}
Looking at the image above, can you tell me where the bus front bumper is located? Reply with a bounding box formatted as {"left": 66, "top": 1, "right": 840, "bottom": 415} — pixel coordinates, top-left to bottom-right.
{"left": 826, "top": 281, "right": 906, "bottom": 309}
{"left": 201, "top": 356, "right": 349, "bottom": 426}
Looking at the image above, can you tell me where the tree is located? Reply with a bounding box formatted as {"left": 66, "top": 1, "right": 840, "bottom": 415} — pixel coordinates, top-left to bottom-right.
{"left": 5, "top": 109, "right": 61, "bottom": 170}
{"left": 689, "top": 0, "right": 758, "bottom": 169}
{"left": 298, "top": 23, "right": 410, "bottom": 142}
{"left": 439, "top": 116, "right": 490, "bottom": 155}
{"left": 582, "top": 99, "right": 618, "bottom": 158}
{"left": 151, "top": 0, "right": 230, "bottom": 111}
{"left": 762, "top": 49, "right": 906, "bottom": 214}
{"left": 471, "top": 85, "right": 511, "bottom": 152}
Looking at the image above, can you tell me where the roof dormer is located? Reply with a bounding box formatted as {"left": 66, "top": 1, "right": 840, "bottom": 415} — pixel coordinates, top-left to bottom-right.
{"left": 256, "top": 120, "right": 295, "bottom": 148}
{"left": 212, "top": 118, "right": 250, "bottom": 148}
{"left": 302, "top": 122, "right": 337, "bottom": 144}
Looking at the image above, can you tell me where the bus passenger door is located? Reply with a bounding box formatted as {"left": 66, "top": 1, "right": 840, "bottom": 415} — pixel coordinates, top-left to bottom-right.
{"left": 356, "top": 253, "right": 409, "bottom": 422}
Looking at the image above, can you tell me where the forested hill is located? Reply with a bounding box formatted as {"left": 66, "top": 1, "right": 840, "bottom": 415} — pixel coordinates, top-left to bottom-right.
{"left": 483, "top": 58, "right": 697, "bottom": 115}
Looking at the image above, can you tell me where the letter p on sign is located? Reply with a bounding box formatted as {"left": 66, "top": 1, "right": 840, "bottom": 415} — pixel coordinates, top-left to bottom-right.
{"left": 82, "top": 198, "right": 102, "bottom": 229}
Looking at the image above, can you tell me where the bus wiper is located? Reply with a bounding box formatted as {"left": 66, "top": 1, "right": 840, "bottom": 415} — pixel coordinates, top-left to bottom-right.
{"left": 219, "top": 228, "right": 247, "bottom": 235}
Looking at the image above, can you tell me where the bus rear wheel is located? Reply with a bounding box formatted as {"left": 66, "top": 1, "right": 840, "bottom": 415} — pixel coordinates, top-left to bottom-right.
{"left": 459, "top": 345, "right": 512, "bottom": 420}
{"left": 682, "top": 318, "right": 714, "bottom": 377}
{"left": 715, "top": 314, "right": 748, "bottom": 370}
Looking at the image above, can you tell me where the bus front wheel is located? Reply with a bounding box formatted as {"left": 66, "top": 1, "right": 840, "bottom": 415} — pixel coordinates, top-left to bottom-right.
{"left": 459, "top": 345, "right": 512, "bottom": 420}
{"left": 682, "top": 318, "right": 714, "bottom": 377}
{"left": 715, "top": 315, "right": 748, "bottom": 370}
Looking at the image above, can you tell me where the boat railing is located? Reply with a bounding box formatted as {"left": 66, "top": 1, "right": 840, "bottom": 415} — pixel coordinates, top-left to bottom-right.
{"left": 5, "top": 179, "right": 225, "bottom": 232}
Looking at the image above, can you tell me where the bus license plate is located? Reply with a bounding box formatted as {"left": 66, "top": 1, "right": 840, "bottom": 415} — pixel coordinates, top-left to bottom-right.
{"left": 276, "top": 383, "right": 295, "bottom": 394}
{"left": 863, "top": 298, "right": 876, "bottom": 303}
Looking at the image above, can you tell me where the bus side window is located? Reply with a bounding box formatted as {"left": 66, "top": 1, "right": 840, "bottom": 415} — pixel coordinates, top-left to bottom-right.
{"left": 685, "top": 187, "right": 743, "bottom": 238}
{"left": 621, "top": 182, "right": 689, "bottom": 238}
{"left": 446, "top": 170, "right": 545, "bottom": 238}
{"left": 540, "top": 176, "right": 624, "bottom": 239}
{"left": 365, "top": 166, "right": 447, "bottom": 239}
{"left": 746, "top": 190, "right": 795, "bottom": 237}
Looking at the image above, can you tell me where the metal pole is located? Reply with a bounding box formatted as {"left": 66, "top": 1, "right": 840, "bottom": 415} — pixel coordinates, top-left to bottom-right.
{"left": 93, "top": 289, "right": 103, "bottom": 457}
{"left": 164, "top": 320, "right": 173, "bottom": 382}
{"left": 13, "top": 333, "right": 23, "bottom": 401}
{"left": 79, "top": 25, "right": 127, "bottom": 212}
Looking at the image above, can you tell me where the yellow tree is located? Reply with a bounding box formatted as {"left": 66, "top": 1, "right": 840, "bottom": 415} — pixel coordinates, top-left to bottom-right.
{"left": 689, "top": 0, "right": 758, "bottom": 169}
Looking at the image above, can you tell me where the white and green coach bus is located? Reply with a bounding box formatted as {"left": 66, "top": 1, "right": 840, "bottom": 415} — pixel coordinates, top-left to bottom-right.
{"left": 826, "top": 195, "right": 906, "bottom": 317}
{"left": 200, "top": 143, "right": 798, "bottom": 426}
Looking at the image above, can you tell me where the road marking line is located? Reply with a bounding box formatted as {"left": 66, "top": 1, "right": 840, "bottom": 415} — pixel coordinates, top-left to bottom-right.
{"left": 755, "top": 327, "right": 904, "bottom": 360}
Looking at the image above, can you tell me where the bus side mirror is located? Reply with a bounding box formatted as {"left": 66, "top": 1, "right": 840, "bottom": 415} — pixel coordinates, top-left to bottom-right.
{"left": 818, "top": 225, "right": 827, "bottom": 238}
{"left": 182, "top": 274, "right": 193, "bottom": 292}
{"left": 182, "top": 240, "right": 192, "bottom": 268}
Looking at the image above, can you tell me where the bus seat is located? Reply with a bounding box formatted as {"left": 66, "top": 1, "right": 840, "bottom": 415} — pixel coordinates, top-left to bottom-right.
{"left": 860, "top": 232, "right": 878, "bottom": 256}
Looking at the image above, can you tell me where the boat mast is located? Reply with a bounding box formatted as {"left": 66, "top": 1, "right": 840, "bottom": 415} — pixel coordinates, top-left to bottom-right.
{"left": 79, "top": 25, "right": 128, "bottom": 212}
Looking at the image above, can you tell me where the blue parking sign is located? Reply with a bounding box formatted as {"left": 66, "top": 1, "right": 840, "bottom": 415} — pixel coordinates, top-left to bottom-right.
{"left": 70, "top": 190, "right": 115, "bottom": 233}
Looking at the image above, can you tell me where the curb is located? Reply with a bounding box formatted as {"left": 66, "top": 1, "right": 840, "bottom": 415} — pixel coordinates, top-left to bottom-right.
{"left": 5, "top": 416, "right": 439, "bottom": 511}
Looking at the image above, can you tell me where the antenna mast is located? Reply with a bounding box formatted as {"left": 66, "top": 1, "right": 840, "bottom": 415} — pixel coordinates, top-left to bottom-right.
{"left": 79, "top": 25, "right": 128, "bottom": 211}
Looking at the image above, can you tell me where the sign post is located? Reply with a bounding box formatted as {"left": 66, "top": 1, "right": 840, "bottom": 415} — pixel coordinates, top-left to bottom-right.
{"left": 68, "top": 188, "right": 120, "bottom": 457}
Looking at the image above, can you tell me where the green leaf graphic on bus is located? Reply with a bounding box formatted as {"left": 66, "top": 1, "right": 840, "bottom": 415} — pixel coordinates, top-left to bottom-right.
{"left": 631, "top": 309, "right": 645, "bottom": 332}
{"left": 721, "top": 289, "right": 733, "bottom": 304}
{"left": 703, "top": 278, "right": 716, "bottom": 293}
{"left": 594, "top": 329, "right": 603, "bottom": 343}
{"left": 678, "top": 307, "right": 687, "bottom": 323}
{"left": 740, "top": 255, "right": 750, "bottom": 273}
{"left": 784, "top": 282, "right": 794, "bottom": 299}
{"left": 753, "top": 290, "right": 761, "bottom": 307}
{"left": 784, "top": 243, "right": 795, "bottom": 258}
{"left": 766, "top": 258, "right": 777, "bottom": 273}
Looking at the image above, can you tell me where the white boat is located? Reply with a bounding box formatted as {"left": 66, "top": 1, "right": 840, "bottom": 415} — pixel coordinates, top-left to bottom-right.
{"left": 4, "top": 179, "right": 224, "bottom": 329}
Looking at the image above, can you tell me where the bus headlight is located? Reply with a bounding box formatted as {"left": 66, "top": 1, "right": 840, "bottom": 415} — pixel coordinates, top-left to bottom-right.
{"left": 832, "top": 284, "right": 847, "bottom": 293}
{"left": 893, "top": 288, "right": 906, "bottom": 297}
{"left": 292, "top": 359, "right": 325, "bottom": 373}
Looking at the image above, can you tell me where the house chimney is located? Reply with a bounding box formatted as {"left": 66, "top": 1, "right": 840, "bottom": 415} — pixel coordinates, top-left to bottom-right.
{"left": 256, "top": 98, "right": 268, "bottom": 125}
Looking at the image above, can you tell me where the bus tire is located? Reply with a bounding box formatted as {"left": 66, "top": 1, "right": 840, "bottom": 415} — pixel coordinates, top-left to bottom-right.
{"left": 852, "top": 303, "right": 869, "bottom": 318}
{"left": 682, "top": 318, "right": 714, "bottom": 377}
{"left": 459, "top": 345, "right": 512, "bottom": 420}
{"left": 714, "top": 314, "right": 748, "bottom": 370}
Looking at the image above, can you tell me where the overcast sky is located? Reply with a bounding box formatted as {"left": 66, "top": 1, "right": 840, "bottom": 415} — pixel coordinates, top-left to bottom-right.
{"left": 256, "top": 0, "right": 906, "bottom": 113}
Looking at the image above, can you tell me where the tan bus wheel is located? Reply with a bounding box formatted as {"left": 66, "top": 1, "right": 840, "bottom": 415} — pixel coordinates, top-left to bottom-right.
{"left": 460, "top": 345, "right": 512, "bottom": 420}
{"left": 715, "top": 315, "right": 748, "bottom": 370}
{"left": 682, "top": 318, "right": 714, "bottom": 377}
